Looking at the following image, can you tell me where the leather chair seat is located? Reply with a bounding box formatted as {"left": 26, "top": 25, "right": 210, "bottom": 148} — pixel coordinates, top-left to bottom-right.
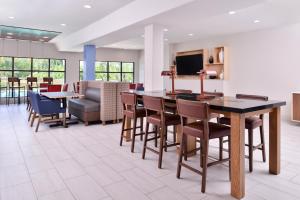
{"left": 219, "top": 116, "right": 262, "bottom": 130}
{"left": 69, "top": 99, "right": 100, "bottom": 112}
{"left": 124, "top": 107, "right": 146, "bottom": 118}
{"left": 183, "top": 121, "right": 230, "bottom": 139}
{"left": 147, "top": 113, "right": 181, "bottom": 126}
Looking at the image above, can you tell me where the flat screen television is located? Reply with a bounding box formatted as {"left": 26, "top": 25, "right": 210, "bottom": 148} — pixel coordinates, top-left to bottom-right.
{"left": 176, "top": 54, "right": 203, "bottom": 75}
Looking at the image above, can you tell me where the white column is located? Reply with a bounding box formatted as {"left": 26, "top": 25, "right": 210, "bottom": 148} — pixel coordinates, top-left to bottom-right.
{"left": 144, "top": 24, "right": 164, "bottom": 91}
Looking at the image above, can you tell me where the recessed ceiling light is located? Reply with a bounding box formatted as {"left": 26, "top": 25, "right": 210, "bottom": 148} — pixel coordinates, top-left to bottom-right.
{"left": 43, "top": 36, "right": 49, "bottom": 39}
{"left": 60, "top": 23, "right": 66, "bottom": 26}
{"left": 8, "top": 16, "right": 15, "bottom": 19}
{"left": 83, "top": 4, "right": 92, "bottom": 9}
{"left": 7, "top": 33, "right": 13, "bottom": 35}
{"left": 228, "top": 11, "right": 236, "bottom": 15}
{"left": 141, "top": 34, "right": 144, "bottom": 38}
{"left": 164, "top": 38, "right": 168, "bottom": 41}
{"left": 164, "top": 28, "right": 168, "bottom": 32}
{"left": 254, "top": 19, "right": 261, "bottom": 23}
{"left": 188, "top": 33, "right": 194, "bottom": 36}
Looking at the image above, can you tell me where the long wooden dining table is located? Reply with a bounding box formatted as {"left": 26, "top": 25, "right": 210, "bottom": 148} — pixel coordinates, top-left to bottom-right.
{"left": 124, "top": 90, "right": 286, "bottom": 199}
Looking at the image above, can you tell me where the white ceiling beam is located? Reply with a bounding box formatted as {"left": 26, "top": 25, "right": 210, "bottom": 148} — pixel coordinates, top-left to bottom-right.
{"left": 54, "top": 0, "right": 196, "bottom": 51}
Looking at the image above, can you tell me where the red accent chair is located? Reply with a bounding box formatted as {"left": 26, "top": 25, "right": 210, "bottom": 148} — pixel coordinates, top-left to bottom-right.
{"left": 129, "top": 83, "right": 136, "bottom": 90}
{"left": 48, "top": 84, "right": 62, "bottom": 92}
{"left": 62, "top": 84, "right": 68, "bottom": 92}
{"left": 39, "top": 83, "right": 48, "bottom": 93}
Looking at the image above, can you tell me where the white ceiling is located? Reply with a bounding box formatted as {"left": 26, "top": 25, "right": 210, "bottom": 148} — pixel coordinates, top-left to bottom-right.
{"left": 0, "top": 0, "right": 134, "bottom": 34}
{"left": 1, "top": 0, "right": 300, "bottom": 51}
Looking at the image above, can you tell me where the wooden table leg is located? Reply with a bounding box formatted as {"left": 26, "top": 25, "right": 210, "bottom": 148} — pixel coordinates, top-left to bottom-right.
{"left": 230, "top": 112, "right": 245, "bottom": 199}
{"left": 269, "top": 107, "right": 281, "bottom": 175}
{"left": 124, "top": 116, "right": 132, "bottom": 142}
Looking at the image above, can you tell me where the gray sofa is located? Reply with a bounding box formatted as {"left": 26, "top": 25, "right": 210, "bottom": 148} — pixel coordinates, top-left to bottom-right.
{"left": 68, "top": 87, "right": 100, "bottom": 125}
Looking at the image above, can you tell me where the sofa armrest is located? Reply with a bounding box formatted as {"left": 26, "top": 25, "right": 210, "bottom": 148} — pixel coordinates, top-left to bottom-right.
{"left": 100, "top": 82, "right": 117, "bottom": 122}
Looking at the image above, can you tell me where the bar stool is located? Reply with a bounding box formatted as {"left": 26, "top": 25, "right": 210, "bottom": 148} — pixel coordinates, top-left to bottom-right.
{"left": 142, "top": 96, "right": 181, "bottom": 168}
{"left": 7, "top": 77, "right": 25, "bottom": 105}
{"left": 176, "top": 99, "right": 231, "bottom": 193}
{"left": 219, "top": 94, "right": 268, "bottom": 172}
{"left": 43, "top": 77, "right": 53, "bottom": 84}
{"left": 120, "top": 92, "right": 146, "bottom": 153}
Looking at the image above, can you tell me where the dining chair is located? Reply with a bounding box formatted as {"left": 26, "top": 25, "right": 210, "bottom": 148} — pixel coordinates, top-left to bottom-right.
{"left": 39, "top": 83, "right": 49, "bottom": 93}
{"left": 219, "top": 94, "right": 268, "bottom": 172}
{"left": 30, "top": 92, "right": 66, "bottom": 132}
{"left": 47, "top": 84, "right": 62, "bottom": 92}
{"left": 6, "top": 77, "right": 25, "bottom": 105}
{"left": 176, "top": 99, "right": 231, "bottom": 193}
{"left": 43, "top": 77, "right": 53, "bottom": 84}
{"left": 26, "top": 77, "right": 38, "bottom": 89}
{"left": 142, "top": 95, "right": 181, "bottom": 168}
{"left": 62, "top": 83, "right": 68, "bottom": 92}
{"left": 120, "top": 92, "right": 146, "bottom": 152}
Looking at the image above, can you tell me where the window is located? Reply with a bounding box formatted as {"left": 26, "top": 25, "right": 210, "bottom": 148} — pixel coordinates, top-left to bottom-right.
{"left": 79, "top": 61, "right": 134, "bottom": 83}
{"left": 0, "top": 56, "right": 66, "bottom": 87}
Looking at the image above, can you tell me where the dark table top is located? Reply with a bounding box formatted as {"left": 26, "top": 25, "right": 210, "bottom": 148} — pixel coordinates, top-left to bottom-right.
{"left": 129, "top": 90, "right": 286, "bottom": 114}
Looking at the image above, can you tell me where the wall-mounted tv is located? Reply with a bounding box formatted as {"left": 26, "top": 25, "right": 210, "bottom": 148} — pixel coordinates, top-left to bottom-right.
{"left": 176, "top": 54, "right": 203, "bottom": 75}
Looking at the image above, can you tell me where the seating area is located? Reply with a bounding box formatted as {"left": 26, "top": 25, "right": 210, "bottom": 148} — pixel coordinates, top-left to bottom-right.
{"left": 0, "top": 1, "right": 299, "bottom": 200}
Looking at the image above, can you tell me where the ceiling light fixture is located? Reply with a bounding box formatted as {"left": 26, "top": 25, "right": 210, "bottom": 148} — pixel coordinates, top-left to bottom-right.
{"left": 164, "top": 28, "right": 168, "bottom": 32}
{"left": 60, "top": 23, "right": 67, "bottom": 26}
{"left": 7, "top": 33, "right": 13, "bottom": 35}
{"left": 83, "top": 4, "right": 92, "bottom": 9}
{"left": 43, "top": 36, "right": 49, "bottom": 39}
{"left": 254, "top": 19, "right": 261, "bottom": 23}
{"left": 141, "top": 34, "right": 144, "bottom": 38}
{"left": 164, "top": 38, "right": 168, "bottom": 41}
{"left": 188, "top": 33, "right": 194, "bottom": 36}
{"left": 228, "top": 11, "right": 236, "bottom": 15}
{"left": 8, "top": 16, "right": 15, "bottom": 19}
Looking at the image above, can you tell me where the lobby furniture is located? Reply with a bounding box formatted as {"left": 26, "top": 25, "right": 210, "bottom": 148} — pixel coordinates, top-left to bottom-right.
{"left": 7, "top": 77, "right": 25, "bottom": 105}
{"left": 291, "top": 92, "right": 300, "bottom": 122}
{"left": 47, "top": 84, "right": 62, "bottom": 92}
{"left": 39, "top": 83, "right": 49, "bottom": 93}
{"left": 120, "top": 92, "right": 146, "bottom": 152}
{"left": 43, "top": 77, "right": 53, "bottom": 84}
{"left": 62, "top": 83, "right": 68, "bottom": 92}
{"left": 219, "top": 94, "right": 268, "bottom": 172}
{"left": 26, "top": 77, "right": 38, "bottom": 89}
{"left": 142, "top": 95, "right": 181, "bottom": 168}
{"left": 29, "top": 91, "right": 66, "bottom": 132}
{"left": 125, "top": 90, "right": 285, "bottom": 199}
{"left": 116, "top": 82, "right": 130, "bottom": 122}
{"left": 176, "top": 98, "right": 231, "bottom": 193}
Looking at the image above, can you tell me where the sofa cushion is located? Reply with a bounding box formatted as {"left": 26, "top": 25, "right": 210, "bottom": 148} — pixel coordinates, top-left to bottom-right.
{"left": 85, "top": 88, "right": 100, "bottom": 103}
{"left": 69, "top": 99, "right": 100, "bottom": 112}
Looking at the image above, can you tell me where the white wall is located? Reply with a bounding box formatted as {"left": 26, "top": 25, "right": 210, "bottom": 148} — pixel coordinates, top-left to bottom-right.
{"left": 0, "top": 39, "right": 140, "bottom": 86}
{"left": 170, "top": 23, "right": 300, "bottom": 119}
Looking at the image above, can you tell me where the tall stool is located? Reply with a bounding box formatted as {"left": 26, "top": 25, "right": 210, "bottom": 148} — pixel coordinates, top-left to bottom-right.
{"left": 219, "top": 94, "right": 268, "bottom": 172}
{"left": 176, "top": 99, "right": 231, "bottom": 193}
{"left": 43, "top": 77, "right": 53, "bottom": 84}
{"left": 7, "top": 77, "right": 25, "bottom": 105}
{"left": 142, "top": 96, "right": 181, "bottom": 169}
{"left": 120, "top": 92, "right": 146, "bottom": 153}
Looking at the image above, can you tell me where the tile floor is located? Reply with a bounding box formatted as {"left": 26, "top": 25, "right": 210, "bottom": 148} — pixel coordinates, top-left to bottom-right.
{"left": 0, "top": 105, "right": 300, "bottom": 200}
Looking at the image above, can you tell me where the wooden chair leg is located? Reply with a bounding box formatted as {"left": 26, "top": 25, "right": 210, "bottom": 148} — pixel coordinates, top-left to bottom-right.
{"left": 158, "top": 126, "right": 165, "bottom": 169}
{"left": 154, "top": 126, "right": 158, "bottom": 147}
{"left": 131, "top": 117, "right": 137, "bottom": 153}
{"left": 176, "top": 132, "right": 185, "bottom": 178}
{"left": 140, "top": 117, "right": 144, "bottom": 141}
{"left": 164, "top": 126, "right": 168, "bottom": 152}
{"left": 260, "top": 125, "right": 266, "bottom": 162}
{"left": 248, "top": 129, "right": 254, "bottom": 172}
{"left": 63, "top": 113, "right": 67, "bottom": 128}
{"left": 35, "top": 116, "right": 41, "bottom": 132}
{"left": 120, "top": 115, "right": 126, "bottom": 146}
{"left": 28, "top": 107, "right": 33, "bottom": 122}
{"left": 30, "top": 112, "right": 36, "bottom": 127}
{"left": 201, "top": 139, "right": 209, "bottom": 193}
{"left": 184, "top": 134, "right": 188, "bottom": 161}
{"left": 173, "top": 125, "right": 176, "bottom": 143}
{"left": 142, "top": 122, "right": 149, "bottom": 159}
{"left": 219, "top": 137, "right": 223, "bottom": 161}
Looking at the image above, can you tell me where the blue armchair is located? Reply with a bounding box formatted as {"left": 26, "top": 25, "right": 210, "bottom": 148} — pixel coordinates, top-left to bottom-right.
{"left": 30, "top": 92, "right": 66, "bottom": 132}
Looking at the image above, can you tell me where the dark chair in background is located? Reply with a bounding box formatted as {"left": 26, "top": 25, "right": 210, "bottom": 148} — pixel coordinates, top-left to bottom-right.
{"left": 30, "top": 91, "right": 66, "bottom": 132}
{"left": 7, "top": 77, "right": 25, "bottom": 105}
{"left": 43, "top": 77, "right": 53, "bottom": 84}
{"left": 176, "top": 99, "right": 231, "bottom": 193}
{"left": 47, "top": 84, "right": 62, "bottom": 92}
{"left": 219, "top": 94, "right": 268, "bottom": 172}
{"left": 73, "top": 82, "right": 80, "bottom": 93}
{"left": 120, "top": 92, "right": 146, "bottom": 152}
{"left": 27, "top": 77, "right": 38, "bottom": 90}
{"left": 142, "top": 95, "right": 181, "bottom": 168}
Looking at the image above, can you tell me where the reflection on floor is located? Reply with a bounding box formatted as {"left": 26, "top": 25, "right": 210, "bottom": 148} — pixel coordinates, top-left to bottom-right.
{"left": 0, "top": 105, "right": 300, "bottom": 200}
